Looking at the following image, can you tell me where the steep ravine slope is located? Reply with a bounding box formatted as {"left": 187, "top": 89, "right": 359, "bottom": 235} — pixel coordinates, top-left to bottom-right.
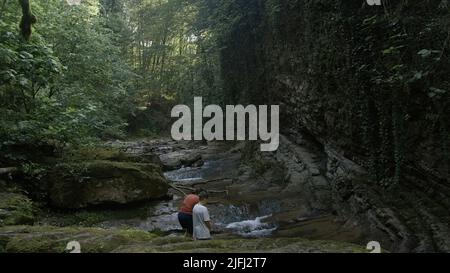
{"left": 215, "top": 0, "right": 450, "bottom": 252}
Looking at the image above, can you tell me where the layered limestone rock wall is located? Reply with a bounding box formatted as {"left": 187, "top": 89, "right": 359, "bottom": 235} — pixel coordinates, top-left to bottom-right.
{"left": 218, "top": 0, "right": 450, "bottom": 252}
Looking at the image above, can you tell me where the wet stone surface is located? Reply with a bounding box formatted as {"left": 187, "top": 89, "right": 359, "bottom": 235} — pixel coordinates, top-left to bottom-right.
{"left": 37, "top": 137, "right": 365, "bottom": 246}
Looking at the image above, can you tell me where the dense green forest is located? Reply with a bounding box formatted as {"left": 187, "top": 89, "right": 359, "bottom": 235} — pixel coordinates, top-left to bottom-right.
{"left": 1, "top": 0, "right": 224, "bottom": 162}
{"left": 0, "top": 0, "right": 449, "bottom": 253}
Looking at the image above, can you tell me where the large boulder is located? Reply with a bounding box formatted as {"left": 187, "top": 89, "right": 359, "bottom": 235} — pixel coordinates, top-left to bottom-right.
{"left": 47, "top": 161, "right": 169, "bottom": 209}
{"left": 160, "top": 151, "right": 203, "bottom": 171}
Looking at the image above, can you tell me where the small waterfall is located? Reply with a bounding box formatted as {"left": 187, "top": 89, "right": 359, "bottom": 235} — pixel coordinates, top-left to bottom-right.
{"left": 164, "top": 158, "right": 239, "bottom": 183}
{"left": 225, "top": 215, "right": 277, "bottom": 237}
{"left": 164, "top": 166, "right": 204, "bottom": 182}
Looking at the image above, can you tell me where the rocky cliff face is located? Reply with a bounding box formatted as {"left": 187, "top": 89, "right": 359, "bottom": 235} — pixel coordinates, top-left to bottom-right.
{"left": 218, "top": 0, "right": 450, "bottom": 252}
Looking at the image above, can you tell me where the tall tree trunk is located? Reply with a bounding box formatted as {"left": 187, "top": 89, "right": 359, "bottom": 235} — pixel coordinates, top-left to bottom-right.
{"left": 18, "top": 0, "right": 37, "bottom": 40}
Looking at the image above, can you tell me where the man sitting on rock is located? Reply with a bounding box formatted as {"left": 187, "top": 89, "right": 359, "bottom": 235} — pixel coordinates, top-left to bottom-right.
{"left": 178, "top": 191, "right": 200, "bottom": 237}
{"left": 192, "top": 191, "right": 212, "bottom": 240}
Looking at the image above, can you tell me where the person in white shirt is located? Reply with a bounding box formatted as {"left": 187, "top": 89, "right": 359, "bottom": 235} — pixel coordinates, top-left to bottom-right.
{"left": 192, "top": 191, "right": 212, "bottom": 240}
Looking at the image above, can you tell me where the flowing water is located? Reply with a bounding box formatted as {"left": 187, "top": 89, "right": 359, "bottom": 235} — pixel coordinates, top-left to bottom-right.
{"left": 164, "top": 157, "right": 239, "bottom": 182}
{"left": 99, "top": 140, "right": 364, "bottom": 241}
{"left": 162, "top": 156, "right": 279, "bottom": 237}
{"left": 34, "top": 139, "right": 364, "bottom": 246}
{"left": 97, "top": 152, "right": 280, "bottom": 237}
{"left": 225, "top": 215, "right": 277, "bottom": 237}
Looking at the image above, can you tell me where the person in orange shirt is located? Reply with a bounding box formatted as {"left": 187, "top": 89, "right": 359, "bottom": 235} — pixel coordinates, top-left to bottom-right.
{"left": 178, "top": 192, "right": 200, "bottom": 236}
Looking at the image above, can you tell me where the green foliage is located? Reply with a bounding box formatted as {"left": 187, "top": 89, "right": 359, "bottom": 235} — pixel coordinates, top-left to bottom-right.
{"left": 1, "top": 0, "right": 229, "bottom": 167}
{"left": 196, "top": 0, "right": 266, "bottom": 105}
{"left": 1, "top": 0, "right": 447, "bottom": 190}
{"left": 0, "top": 0, "right": 134, "bottom": 167}
{"left": 118, "top": 0, "right": 223, "bottom": 105}
{"left": 0, "top": 192, "right": 36, "bottom": 226}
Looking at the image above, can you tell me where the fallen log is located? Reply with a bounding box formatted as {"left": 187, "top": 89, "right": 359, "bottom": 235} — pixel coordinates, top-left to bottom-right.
{"left": 174, "top": 185, "right": 197, "bottom": 191}
{"left": 168, "top": 182, "right": 229, "bottom": 197}
{"left": 168, "top": 184, "right": 187, "bottom": 196}
{"left": 206, "top": 189, "right": 229, "bottom": 197}
{"left": 179, "top": 177, "right": 233, "bottom": 188}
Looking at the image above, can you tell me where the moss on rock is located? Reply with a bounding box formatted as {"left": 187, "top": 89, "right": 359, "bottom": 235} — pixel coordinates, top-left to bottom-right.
{"left": 0, "top": 193, "right": 35, "bottom": 226}
{"left": 67, "top": 146, "right": 161, "bottom": 165}
{"left": 0, "top": 225, "right": 157, "bottom": 253}
{"left": 47, "top": 160, "right": 169, "bottom": 209}
{"left": 37, "top": 201, "right": 158, "bottom": 227}
{"left": 114, "top": 235, "right": 367, "bottom": 253}
{"left": 0, "top": 225, "right": 368, "bottom": 253}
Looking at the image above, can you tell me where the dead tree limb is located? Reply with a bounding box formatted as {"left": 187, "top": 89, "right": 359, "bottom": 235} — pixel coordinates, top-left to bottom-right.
{"left": 206, "top": 189, "right": 229, "bottom": 196}
{"left": 168, "top": 184, "right": 187, "bottom": 196}
{"left": 174, "top": 185, "right": 197, "bottom": 191}
{"left": 180, "top": 177, "right": 233, "bottom": 188}
{"left": 168, "top": 182, "right": 229, "bottom": 197}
